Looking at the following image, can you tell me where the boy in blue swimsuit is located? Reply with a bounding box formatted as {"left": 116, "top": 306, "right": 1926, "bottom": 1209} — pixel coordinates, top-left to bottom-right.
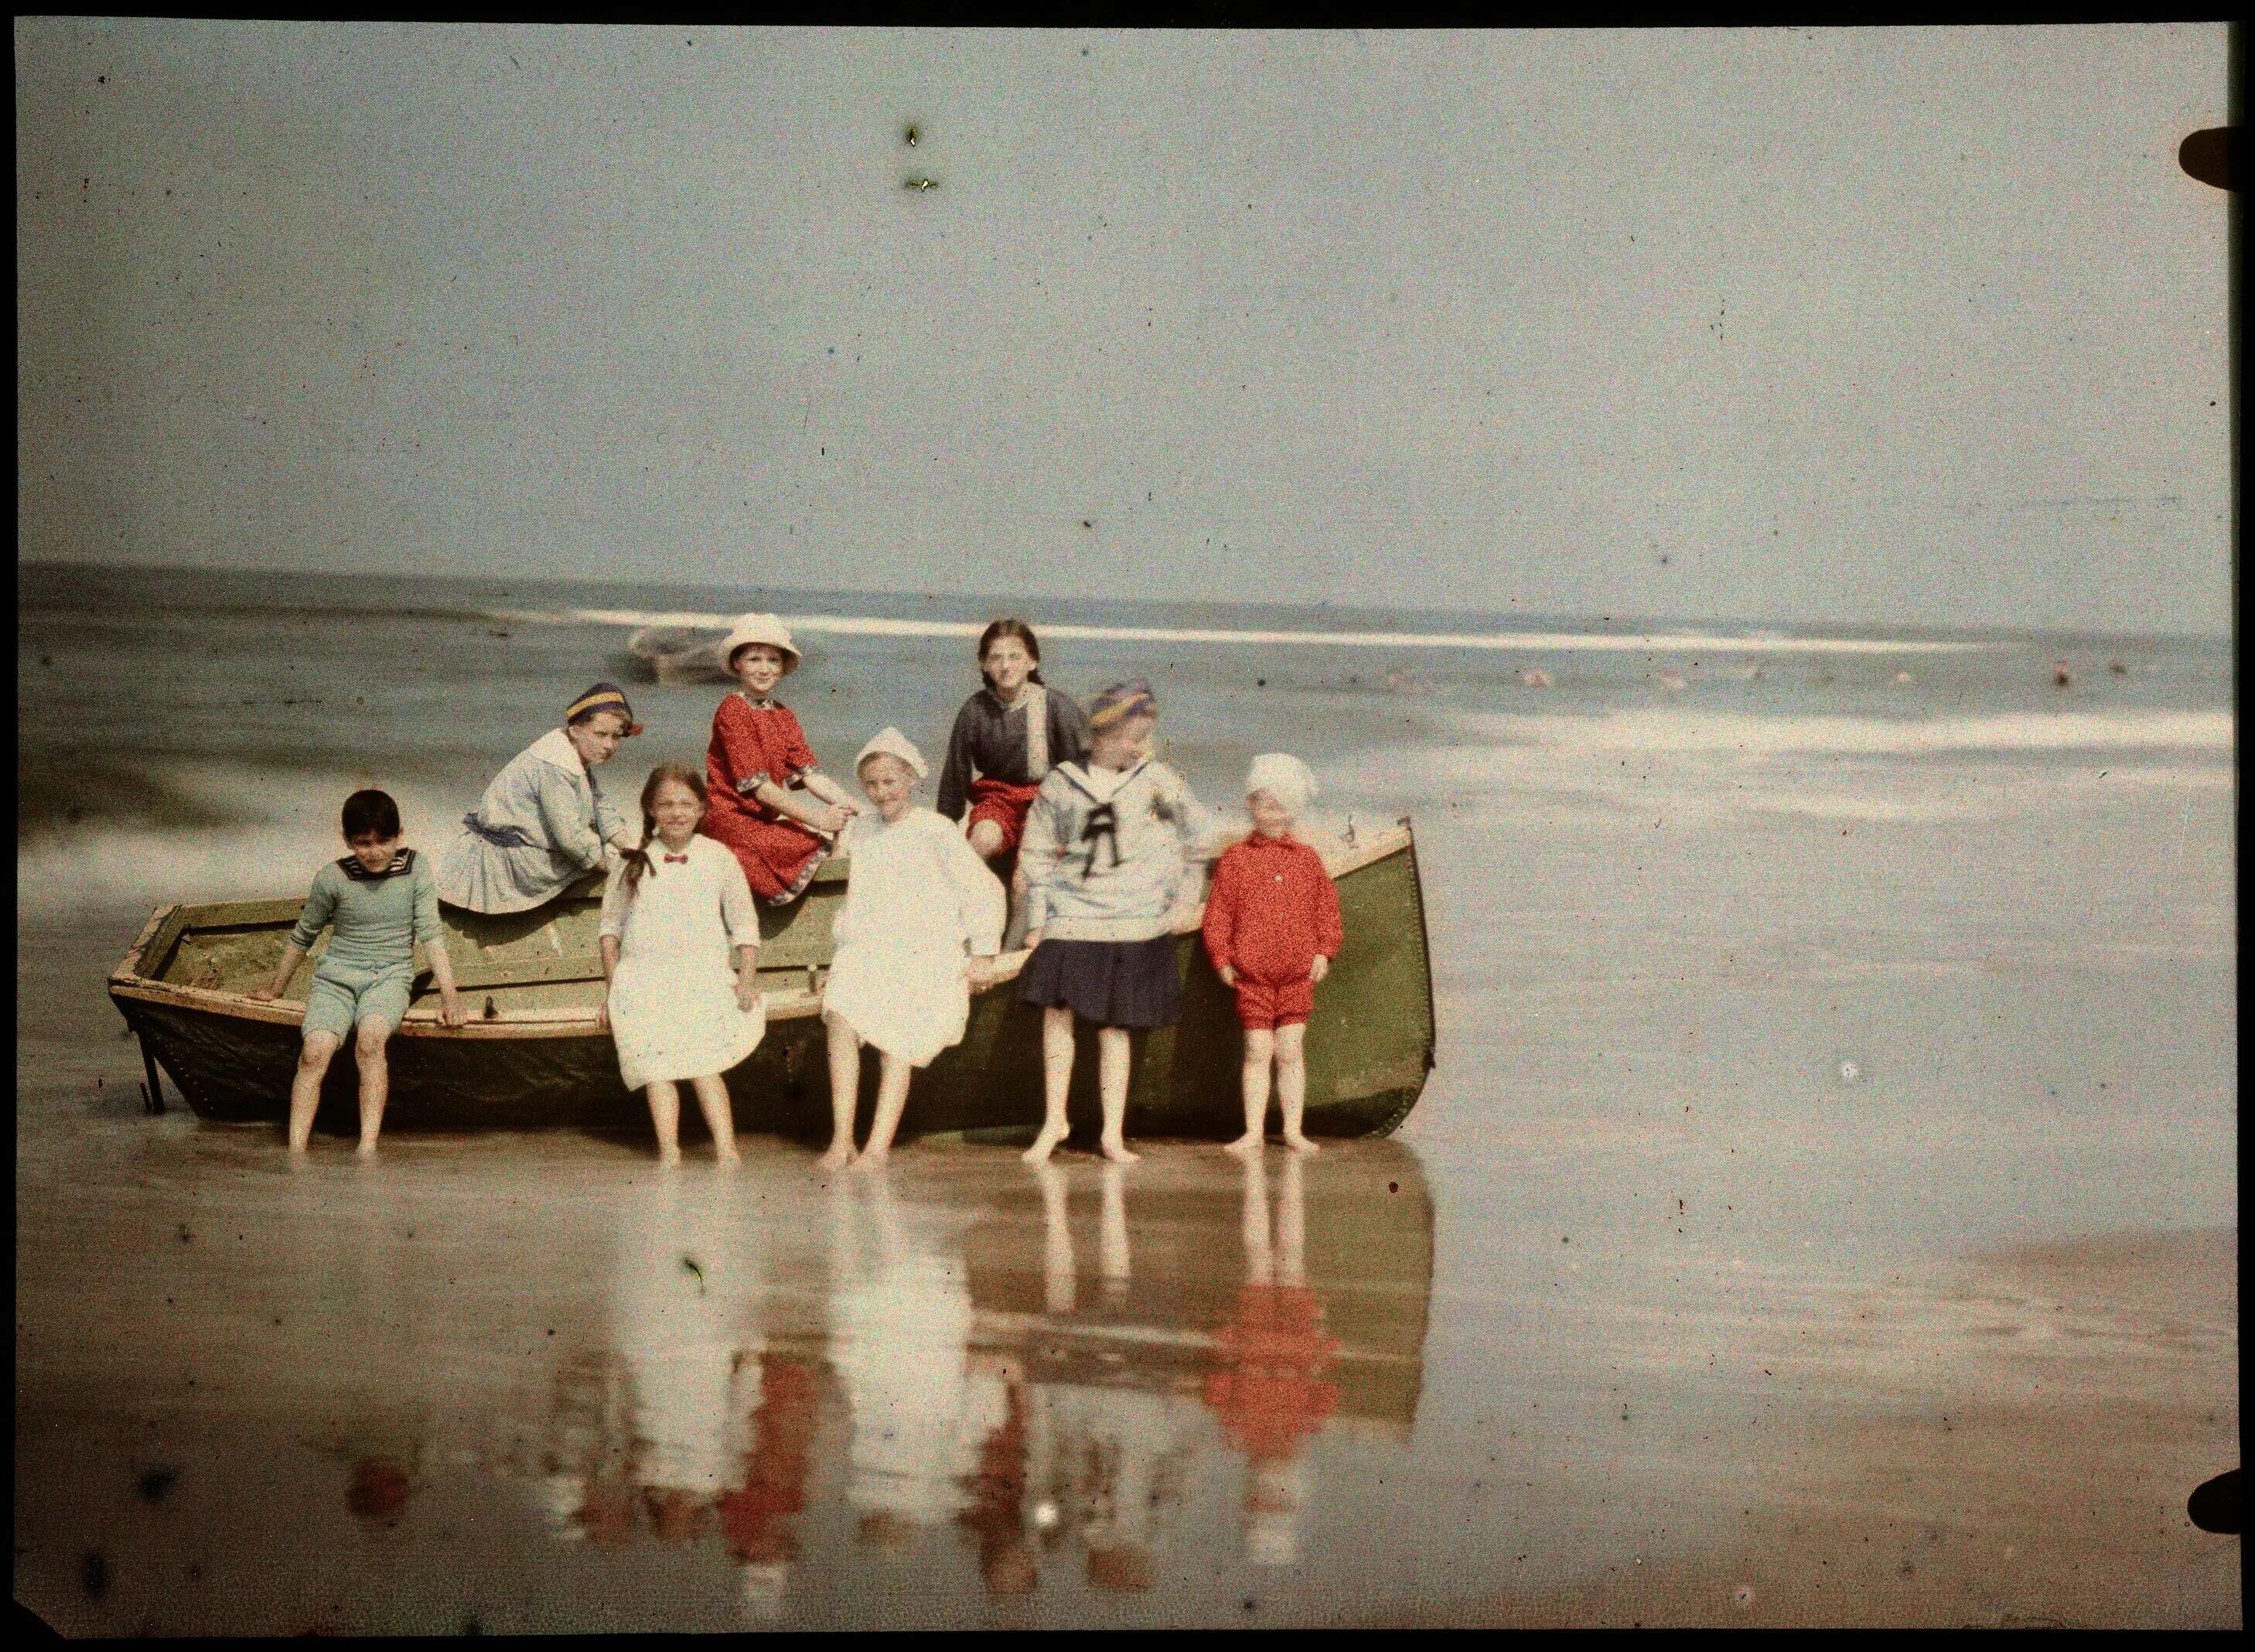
{"left": 251, "top": 790, "right": 466, "bottom": 1152}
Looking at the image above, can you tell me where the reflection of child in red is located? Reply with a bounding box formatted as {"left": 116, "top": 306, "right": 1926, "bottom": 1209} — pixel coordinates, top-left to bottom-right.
{"left": 1204, "top": 1285, "right": 1341, "bottom": 1463}
{"left": 956, "top": 1360, "right": 1038, "bottom": 1596}
{"left": 1200, "top": 1153, "right": 1338, "bottom": 1567}
{"left": 717, "top": 1355, "right": 817, "bottom": 1569}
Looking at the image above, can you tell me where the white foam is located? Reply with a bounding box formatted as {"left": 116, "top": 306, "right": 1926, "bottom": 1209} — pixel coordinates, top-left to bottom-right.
{"left": 1431, "top": 708, "right": 2235, "bottom": 758}
{"left": 15, "top": 766, "right": 473, "bottom": 921}
{"left": 483, "top": 606, "right": 1994, "bottom": 657}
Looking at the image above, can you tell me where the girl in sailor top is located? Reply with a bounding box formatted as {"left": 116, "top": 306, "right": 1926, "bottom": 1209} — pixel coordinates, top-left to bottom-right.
{"left": 1015, "top": 679, "right": 1214, "bottom": 1165}
{"left": 599, "top": 764, "right": 767, "bottom": 1165}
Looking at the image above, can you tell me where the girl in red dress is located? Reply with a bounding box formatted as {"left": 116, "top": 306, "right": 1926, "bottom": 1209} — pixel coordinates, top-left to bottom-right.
{"left": 700, "top": 613, "right": 861, "bottom": 904}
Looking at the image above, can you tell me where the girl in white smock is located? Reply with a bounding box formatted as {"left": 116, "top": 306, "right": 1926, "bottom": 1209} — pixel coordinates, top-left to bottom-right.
{"left": 599, "top": 763, "right": 767, "bottom": 1164}
{"left": 819, "top": 728, "right": 1007, "bottom": 1169}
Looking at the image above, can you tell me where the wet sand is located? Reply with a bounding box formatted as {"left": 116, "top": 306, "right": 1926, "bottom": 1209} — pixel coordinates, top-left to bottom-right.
{"left": 1385, "top": 1229, "right": 2237, "bottom": 1628}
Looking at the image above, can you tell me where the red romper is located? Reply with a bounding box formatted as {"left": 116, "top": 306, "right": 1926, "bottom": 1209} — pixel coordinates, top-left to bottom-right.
{"left": 1200, "top": 832, "right": 1344, "bottom": 1031}
{"left": 701, "top": 695, "right": 831, "bottom": 904}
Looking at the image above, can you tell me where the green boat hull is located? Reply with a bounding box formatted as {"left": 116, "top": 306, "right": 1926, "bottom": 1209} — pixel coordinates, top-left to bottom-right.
{"left": 109, "top": 825, "right": 1436, "bottom": 1143}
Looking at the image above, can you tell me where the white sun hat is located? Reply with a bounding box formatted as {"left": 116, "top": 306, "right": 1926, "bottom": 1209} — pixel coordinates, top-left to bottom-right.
{"left": 1244, "top": 752, "right": 1317, "bottom": 814}
{"left": 722, "top": 612, "right": 802, "bottom": 673}
{"left": 854, "top": 725, "right": 929, "bottom": 779}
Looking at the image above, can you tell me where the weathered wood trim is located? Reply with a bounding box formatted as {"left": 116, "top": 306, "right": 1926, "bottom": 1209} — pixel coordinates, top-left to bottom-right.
{"left": 111, "top": 903, "right": 178, "bottom": 983}
{"left": 448, "top": 954, "right": 608, "bottom": 990}
{"left": 172, "top": 897, "right": 308, "bottom": 929}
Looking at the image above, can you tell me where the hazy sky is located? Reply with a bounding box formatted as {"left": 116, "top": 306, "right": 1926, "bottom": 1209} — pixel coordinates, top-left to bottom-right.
{"left": 15, "top": 22, "right": 2234, "bottom": 633}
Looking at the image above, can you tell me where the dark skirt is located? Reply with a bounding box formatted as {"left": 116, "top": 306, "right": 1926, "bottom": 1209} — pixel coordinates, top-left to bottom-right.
{"left": 1015, "top": 934, "right": 1182, "bottom": 1029}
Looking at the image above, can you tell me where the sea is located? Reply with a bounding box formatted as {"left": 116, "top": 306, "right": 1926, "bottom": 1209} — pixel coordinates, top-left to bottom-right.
{"left": 14, "top": 561, "right": 2239, "bottom": 1629}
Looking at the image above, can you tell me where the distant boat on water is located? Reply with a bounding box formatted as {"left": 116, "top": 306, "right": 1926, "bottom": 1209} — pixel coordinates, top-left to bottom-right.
{"left": 108, "top": 823, "right": 1437, "bottom": 1145}
{"left": 623, "top": 624, "right": 735, "bottom": 684}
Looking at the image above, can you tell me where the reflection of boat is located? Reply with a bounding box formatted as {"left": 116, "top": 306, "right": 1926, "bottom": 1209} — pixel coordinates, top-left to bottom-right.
{"left": 623, "top": 625, "right": 735, "bottom": 685}
{"left": 107, "top": 821, "right": 1436, "bottom": 1142}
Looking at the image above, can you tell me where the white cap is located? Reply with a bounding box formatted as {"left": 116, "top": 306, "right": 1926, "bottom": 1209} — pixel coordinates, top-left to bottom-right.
{"left": 722, "top": 612, "right": 802, "bottom": 673}
{"left": 854, "top": 725, "right": 929, "bottom": 779}
{"left": 1245, "top": 753, "right": 1316, "bottom": 815}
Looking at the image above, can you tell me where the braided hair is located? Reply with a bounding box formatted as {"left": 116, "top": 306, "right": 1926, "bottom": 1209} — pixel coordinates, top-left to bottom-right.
{"left": 622, "top": 763, "right": 708, "bottom": 896}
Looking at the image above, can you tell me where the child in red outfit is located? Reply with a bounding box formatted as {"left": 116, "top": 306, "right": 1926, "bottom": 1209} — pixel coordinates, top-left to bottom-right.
{"left": 1202, "top": 753, "right": 1342, "bottom": 1156}
{"left": 700, "top": 613, "right": 861, "bottom": 904}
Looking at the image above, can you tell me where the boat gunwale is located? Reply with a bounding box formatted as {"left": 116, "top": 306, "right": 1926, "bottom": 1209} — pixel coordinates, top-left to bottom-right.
{"left": 106, "top": 822, "right": 1420, "bottom": 1041}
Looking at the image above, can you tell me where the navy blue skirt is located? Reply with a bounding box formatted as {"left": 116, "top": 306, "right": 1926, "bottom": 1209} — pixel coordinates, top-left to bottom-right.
{"left": 1015, "top": 935, "right": 1182, "bottom": 1029}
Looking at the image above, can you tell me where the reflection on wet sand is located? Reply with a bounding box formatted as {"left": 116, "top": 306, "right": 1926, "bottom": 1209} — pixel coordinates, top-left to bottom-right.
{"left": 1206, "top": 1153, "right": 1339, "bottom": 1568}
{"left": 511, "top": 1142, "right": 1434, "bottom": 1613}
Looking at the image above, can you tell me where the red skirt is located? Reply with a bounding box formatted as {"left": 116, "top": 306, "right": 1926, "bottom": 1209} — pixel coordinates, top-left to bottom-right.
{"left": 702, "top": 806, "right": 830, "bottom": 906}
{"left": 967, "top": 777, "right": 1042, "bottom": 854}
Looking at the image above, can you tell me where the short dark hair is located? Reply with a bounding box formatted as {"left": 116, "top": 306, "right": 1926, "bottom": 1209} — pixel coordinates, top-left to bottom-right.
{"left": 341, "top": 789, "right": 402, "bottom": 841}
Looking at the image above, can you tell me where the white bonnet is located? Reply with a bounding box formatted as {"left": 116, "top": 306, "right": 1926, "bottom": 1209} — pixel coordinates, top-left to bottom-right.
{"left": 855, "top": 726, "right": 929, "bottom": 780}
{"left": 1244, "top": 752, "right": 1316, "bottom": 814}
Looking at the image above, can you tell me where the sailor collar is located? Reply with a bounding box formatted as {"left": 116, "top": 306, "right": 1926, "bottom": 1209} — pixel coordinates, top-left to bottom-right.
{"left": 1055, "top": 758, "right": 1146, "bottom": 804}
{"left": 527, "top": 726, "right": 588, "bottom": 777}
{"left": 339, "top": 846, "right": 418, "bottom": 882}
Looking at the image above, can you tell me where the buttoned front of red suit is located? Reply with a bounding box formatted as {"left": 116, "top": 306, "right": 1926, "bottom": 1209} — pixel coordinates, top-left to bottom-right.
{"left": 1201, "top": 832, "right": 1344, "bottom": 987}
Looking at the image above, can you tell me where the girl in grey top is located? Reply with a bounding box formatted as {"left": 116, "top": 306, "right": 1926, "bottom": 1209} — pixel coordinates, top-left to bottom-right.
{"left": 437, "top": 683, "right": 644, "bottom": 913}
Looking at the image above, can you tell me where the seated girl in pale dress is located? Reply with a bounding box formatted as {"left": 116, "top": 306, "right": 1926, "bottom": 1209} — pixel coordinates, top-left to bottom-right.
{"left": 818, "top": 729, "right": 1008, "bottom": 1169}
{"left": 599, "top": 763, "right": 768, "bottom": 1165}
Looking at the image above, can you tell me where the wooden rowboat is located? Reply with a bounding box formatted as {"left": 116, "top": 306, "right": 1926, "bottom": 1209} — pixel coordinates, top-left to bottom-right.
{"left": 107, "top": 821, "right": 1436, "bottom": 1143}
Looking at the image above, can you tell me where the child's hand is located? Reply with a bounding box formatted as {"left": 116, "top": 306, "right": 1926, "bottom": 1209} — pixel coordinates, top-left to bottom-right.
{"left": 736, "top": 979, "right": 764, "bottom": 1014}
{"left": 817, "top": 803, "right": 852, "bottom": 834}
{"left": 595, "top": 998, "right": 610, "bottom": 1032}
{"left": 247, "top": 984, "right": 280, "bottom": 1002}
{"left": 1310, "top": 954, "right": 1330, "bottom": 984}
{"left": 1218, "top": 964, "right": 1238, "bottom": 987}
{"left": 438, "top": 992, "right": 468, "bottom": 1029}
{"left": 966, "top": 956, "right": 998, "bottom": 990}
{"left": 1168, "top": 906, "right": 1203, "bottom": 935}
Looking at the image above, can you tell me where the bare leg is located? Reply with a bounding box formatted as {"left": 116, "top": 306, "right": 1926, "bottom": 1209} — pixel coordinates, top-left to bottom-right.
{"left": 353, "top": 1018, "right": 393, "bottom": 1156}
{"left": 690, "top": 1073, "right": 739, "bottom": 1163}
{"left": 1022, "top": 1006, "right": 1074, "bottom": 1164}
{"left": 1238, "top": 1151, "right": 1275, "bottom": 1286}
{"left": 967, "top": 818, "right": 1008, "bottom": 861}
{"left": 645, "top": 1079, "right": 683, "bottom": 1165}
{"left": 1276, "top": 1023, "right": 1317, "bottom": 1152}
{"left": 820, "top": 1012, "right": 861, "bottom": 1169}
{"left": 1098, "top": 1160, "right": 1131, "bottom": 1299}
{"left": 1035, "top": 1161, "right": 1076, "bottom": 1314}
{"left": 1096, "top": 1026, "right": 1138, "bottom": 1164}
{"left": 1002, "top": 862, "right": 1032, "bottom": 951}
{"left": 857, "top": 1053, "right": 915, "bottom": 1165}
{"left": 1276, "top": 1149, "right": 1308, "bottom": 1286}
{"left": 1226, "top": 1027, "right": 1275, "bottom": 1158}
{"left": 288, "top": 1032, "right": 340, "bottom": 1152}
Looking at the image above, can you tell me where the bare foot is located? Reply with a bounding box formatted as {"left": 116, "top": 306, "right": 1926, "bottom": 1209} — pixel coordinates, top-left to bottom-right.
{"left": 1098, "top": 1138, "right": 1141, "bottom": 1165}
{"left": 1020, "top": 1125, "right": 1066, "bottom": 1166}
{"left": 1223, "top": 1132, "right": 1264, "bottom": 1160}
{"left": 657, "top": 1145, "right": 684, "bottom": 1167}
{"left": 715, "top": 1146, "right": 742, "bottom": 1167}
{"left": 853, "top": 1147, "right": 890, "bottom": 1170}
{"left": 354, "top": 1140, "right": 379, "bottom": 1159}
{"left": 1282, "top": 1133, "right": 1321, "bottom": 1154}
{"left": 815, "top": 1142, "right": 855, "bottom": 1172}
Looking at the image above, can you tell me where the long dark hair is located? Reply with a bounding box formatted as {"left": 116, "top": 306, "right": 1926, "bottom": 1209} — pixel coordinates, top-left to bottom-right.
{"left": 622, "top": 763, "right": 708, "bottom": 896}
{"left": 977, "top": 617, "right": 1046, "bottom": 689}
